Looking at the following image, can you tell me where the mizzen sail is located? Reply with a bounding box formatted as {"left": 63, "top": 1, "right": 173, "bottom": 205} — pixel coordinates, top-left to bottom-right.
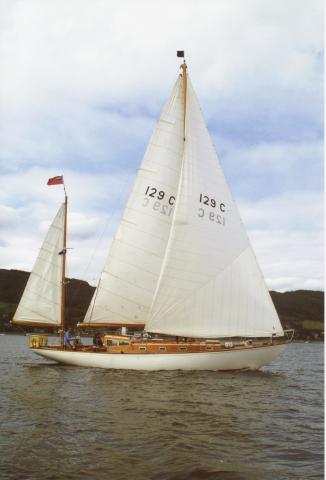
{"left": 13, "top": 204, "right": 65, "bottom": 326}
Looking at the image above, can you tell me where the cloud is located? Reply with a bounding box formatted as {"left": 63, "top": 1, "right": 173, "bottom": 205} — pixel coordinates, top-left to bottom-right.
{"left": 0, "top": 205, "right": 18, "bottom": 227}
{"left": 0, "top": 167, "right": 134, "bottom": 283}
{"left": 240, "top": 190, "right": 323, "bottom": 231}
{"left": 240, "top": 191, "right": 324, "bottom": 291}
{"left": 0, "top": 0, "right": 323, "bottom": 291}
{"left": 217, "top": 139, "right": 323, "bottom": 202}
{"left": 250, "top": 228, "right": 323, "bottom": 291}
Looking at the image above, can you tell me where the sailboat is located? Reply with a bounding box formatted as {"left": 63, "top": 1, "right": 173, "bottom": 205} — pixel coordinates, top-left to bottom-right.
{"left": 13, "top": 53, "right": 293, "bottom": 370}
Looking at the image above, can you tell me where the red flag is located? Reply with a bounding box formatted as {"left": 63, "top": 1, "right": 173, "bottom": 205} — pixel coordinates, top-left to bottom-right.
{"left": 47, "top": 176, "right": 64, "bottom": 186}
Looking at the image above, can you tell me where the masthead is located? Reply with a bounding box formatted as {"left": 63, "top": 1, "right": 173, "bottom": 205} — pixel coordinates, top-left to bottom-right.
{"left": 177, "top": 50, "right": 186, "bottom": 65}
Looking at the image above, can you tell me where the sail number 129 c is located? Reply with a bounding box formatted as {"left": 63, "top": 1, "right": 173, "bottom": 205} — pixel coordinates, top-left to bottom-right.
{"left": 142, "top": 186, "right": 175, "bottom": 217}
{"left": 144, "top": 186, "right": 175, "bottom": 205}
{"left": 198, "top": 194, "right": 226, "bottom": 226}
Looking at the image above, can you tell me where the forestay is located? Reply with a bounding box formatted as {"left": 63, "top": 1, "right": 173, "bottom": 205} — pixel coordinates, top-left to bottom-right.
{"left": 84, "top": 77, "right": 185, "bottom": 326}
{"left": 146, "top": 78, "right": 283, "bottom": 338}
{"left": 13, "top": 204, "right": 65, "bottom": 326}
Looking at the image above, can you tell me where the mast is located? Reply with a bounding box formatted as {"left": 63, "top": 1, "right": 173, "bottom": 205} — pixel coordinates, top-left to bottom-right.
{"left": 60, "top": 191, "right": 68, "bottom": 346}
{"left": 179, "top": 51, "right": 187, "bottom": 140}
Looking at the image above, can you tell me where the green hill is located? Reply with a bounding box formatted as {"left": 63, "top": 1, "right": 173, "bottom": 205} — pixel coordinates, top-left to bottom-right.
{"left": 270, "top": 290, "right": 324, "bottom": 339}
{"left": 0, "top": 268, "right": 95, "bottom": 332}
{"left": 0, "top": 268, "right": 324, "bottom": 340}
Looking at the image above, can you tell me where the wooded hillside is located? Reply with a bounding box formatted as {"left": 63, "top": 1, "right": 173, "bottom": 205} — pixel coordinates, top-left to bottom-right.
{"left": 0, "top": 268, "right": 323, "bottom": 340}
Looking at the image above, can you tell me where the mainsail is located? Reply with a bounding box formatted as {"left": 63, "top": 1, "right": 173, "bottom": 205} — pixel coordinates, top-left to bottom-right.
{"left": 83, "top": 66, "right": 283, "bottom": 338}
{"left": 13, "top": 204, "right": 65, "bottom": 326}
{"left": 83, "top": 77, "right": 185, "bottom": 326}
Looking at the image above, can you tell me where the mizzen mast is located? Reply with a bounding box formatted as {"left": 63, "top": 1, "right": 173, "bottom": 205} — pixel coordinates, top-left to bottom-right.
{"left": 60, "top": 186, "right": 68, "bottom": 346}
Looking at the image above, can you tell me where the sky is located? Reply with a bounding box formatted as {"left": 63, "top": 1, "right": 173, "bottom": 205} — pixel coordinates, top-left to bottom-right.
{"left": 0, "top": 0, "right": 324, "bottom": 291}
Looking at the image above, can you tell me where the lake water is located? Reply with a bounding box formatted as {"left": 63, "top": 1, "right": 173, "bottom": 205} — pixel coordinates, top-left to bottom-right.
{"left": 0, "top": 335, "right": 323, "bottom": 480}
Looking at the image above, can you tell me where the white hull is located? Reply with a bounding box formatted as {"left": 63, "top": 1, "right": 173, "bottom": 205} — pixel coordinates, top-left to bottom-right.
{"left": 33, "top": 343, "right": 287, "bottom": 371}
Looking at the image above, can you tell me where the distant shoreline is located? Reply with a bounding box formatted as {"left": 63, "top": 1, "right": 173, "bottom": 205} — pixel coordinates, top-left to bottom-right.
{"left": 0, "top": 268, "right": 324, "bottom": 341}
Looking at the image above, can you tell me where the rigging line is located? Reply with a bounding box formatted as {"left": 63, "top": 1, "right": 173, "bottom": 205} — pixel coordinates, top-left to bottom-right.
{"left": 66, "top": 214, "right": 114, "bottom": 321}
{"left": 83, "top": 195, "right": 145, "bottom": 323}
{"left": 68, "top": 172, "right": 137, "bottom": 311}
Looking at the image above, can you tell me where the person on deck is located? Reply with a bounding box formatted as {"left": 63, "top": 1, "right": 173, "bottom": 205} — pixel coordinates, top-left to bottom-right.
{"left": 93, "top": 332, "right": 103, "bottom": 348}
{"left": 64, "top": 329, "right": 74, "bottom": 348}
{"left": 93, "top": 333, "right": 98, "bottom": 347}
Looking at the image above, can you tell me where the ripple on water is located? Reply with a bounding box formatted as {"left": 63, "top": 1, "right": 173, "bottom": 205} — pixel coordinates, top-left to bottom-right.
{"left": 0, "top": 337, "right": 323, "bottom": 480}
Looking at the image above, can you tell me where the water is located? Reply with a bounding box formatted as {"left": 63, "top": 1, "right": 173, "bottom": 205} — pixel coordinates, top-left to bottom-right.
{"left": 0, "top": 336, "right": 323, "bottom": 480}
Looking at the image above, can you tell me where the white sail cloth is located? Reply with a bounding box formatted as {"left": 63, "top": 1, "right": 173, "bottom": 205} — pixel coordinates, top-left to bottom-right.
{"left": 84, "top": 71, "right": 283, "bottom": 338}
{"left": 146, "top": 79, "right": 283, "bottom": 338}
{"left": 84, "top": 77, "right": 185, "bottom": 325}
{"left": 13, "top": 204, "right": 65, "bottom": 325}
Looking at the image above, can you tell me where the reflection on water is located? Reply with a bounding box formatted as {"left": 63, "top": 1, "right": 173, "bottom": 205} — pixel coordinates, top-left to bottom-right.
{"left": 0, "top": 336, "right": 323, "bottom": 480}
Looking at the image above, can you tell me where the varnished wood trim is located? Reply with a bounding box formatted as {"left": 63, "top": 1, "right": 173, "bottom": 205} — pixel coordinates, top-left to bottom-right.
{"left": 12, "top": 320, "right": 58, "bottom": 328}
{"left": 77, "top": 322, "right": 145, "bottom": 329}
{"left": 39, "top": 340, "right": 287, "bottom": 355}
